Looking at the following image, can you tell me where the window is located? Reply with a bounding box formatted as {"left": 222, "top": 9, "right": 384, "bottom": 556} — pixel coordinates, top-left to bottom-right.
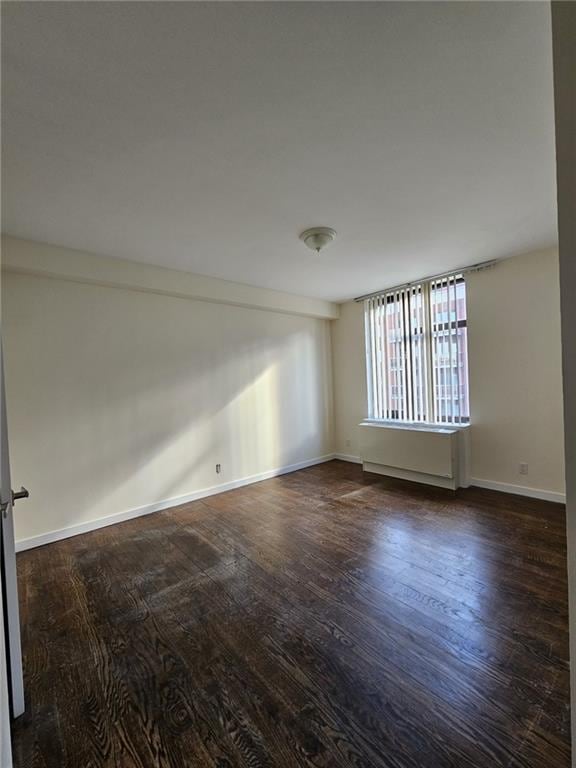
{"left": 364, "top": 273, "right": 469, "bottom": 424}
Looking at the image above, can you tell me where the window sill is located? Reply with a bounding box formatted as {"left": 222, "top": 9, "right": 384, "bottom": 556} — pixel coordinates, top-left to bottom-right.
{"left": 359, "top": 419, "right": 470, "bottom": 435}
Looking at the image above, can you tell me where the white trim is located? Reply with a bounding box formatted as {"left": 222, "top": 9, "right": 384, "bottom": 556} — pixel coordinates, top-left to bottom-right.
{"left": 16, "top": 456, "right": 564, "bottom": 552}
{"left": 470, "top": 478, "right": 566, "bottom": 504}
{"left": 15, "top": 454, "right": 335, "bottom": 552}
{"left": 333, "top": 453, "right": 362, "bottom": 464}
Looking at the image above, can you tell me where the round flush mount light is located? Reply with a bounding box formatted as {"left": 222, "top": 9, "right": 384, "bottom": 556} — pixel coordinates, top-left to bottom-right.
{"left": 299, "top": 227, "right": 337, "bottom": 254}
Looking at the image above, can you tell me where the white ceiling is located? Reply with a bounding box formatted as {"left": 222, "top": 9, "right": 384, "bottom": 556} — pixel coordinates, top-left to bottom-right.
{"left": 2, "top": 2, "right": 557, "bottom": 302}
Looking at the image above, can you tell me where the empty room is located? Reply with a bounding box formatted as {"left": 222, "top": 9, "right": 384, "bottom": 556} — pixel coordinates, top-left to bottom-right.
{"left": 1, "top": 2, "right": 575, "bottom": 767}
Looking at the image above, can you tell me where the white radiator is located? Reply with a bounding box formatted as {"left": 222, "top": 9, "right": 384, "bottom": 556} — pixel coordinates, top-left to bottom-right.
{"left": 359, "top": 421, "right": 469, "bottom": 490}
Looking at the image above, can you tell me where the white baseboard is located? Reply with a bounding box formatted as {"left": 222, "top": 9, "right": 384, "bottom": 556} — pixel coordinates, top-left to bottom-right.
{"left": 17, "top": 458, "right": 564, "bottom": 552}
{"left": 470, "top": 478, "right": 566, "bottom": 504}
{"left": 333, "top": 453, "right": 362, "bottom": 464}
{"left": 15, "top": 454, "right": 335, "bottom": 552}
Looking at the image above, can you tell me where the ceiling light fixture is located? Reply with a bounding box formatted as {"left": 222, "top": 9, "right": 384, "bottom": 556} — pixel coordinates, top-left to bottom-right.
{"left": 299, "top": 227, "right": 337, "bottom": 254}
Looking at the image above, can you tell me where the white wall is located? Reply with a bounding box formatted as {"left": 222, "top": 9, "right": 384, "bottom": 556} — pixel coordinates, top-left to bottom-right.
{"left": 1, "top": 240, "right": 334, "bottom": 545}
{"left": 467, "top": 249, "right": 564, "bottom": 494}
{"left": 331, "top": 299, "right": 367, "bottom": 461}
{"left": 332, "top": 248, "right": 565, "bottom": 499}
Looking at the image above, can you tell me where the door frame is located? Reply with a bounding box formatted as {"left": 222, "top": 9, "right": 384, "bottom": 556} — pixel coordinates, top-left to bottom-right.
{"left": 0, "top": 339, "right": 24, "bottom": 719}
{"left": 0, "top": 546, "right": 13, "bottom": 768}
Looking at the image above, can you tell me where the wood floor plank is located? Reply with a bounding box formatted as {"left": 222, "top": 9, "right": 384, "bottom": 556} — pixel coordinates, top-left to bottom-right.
{"left": 11, "top": 461, "right": 570, "bottom": 767}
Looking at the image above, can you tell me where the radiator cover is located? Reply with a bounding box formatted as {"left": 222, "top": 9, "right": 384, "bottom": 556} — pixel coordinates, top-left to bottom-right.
{"left": 359, "top": 421, "right": 469, "bottom": 490}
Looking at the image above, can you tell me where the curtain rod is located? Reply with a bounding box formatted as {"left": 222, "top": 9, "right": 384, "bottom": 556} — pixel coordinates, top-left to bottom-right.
{"left": 353, "top": 259, "right": 499, "bottom": 302}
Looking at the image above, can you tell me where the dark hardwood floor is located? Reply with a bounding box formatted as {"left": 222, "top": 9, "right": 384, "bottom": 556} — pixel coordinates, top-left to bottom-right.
{"left": 12, "top": 460, "right": 570, "bottom": 767}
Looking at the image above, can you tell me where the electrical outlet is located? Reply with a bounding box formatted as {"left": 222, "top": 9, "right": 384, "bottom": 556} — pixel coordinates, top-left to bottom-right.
{"left": 519, "top": 462, "right": 528, "bottom": 475}
{"left": 345, "top": 439, "right": 351, "bottom": 448}
{"left": 216, "top": 464, "right": 221, "bottom": 474}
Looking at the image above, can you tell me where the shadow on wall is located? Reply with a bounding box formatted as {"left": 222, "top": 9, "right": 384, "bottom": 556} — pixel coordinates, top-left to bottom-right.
{"left": 3, "top": 275, "right": 332, "bottom": 540}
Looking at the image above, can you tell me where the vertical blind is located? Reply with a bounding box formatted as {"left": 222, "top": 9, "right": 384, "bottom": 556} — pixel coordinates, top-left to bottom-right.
{"left": 364, "top": 274, "right": 469, "bottom": 424}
